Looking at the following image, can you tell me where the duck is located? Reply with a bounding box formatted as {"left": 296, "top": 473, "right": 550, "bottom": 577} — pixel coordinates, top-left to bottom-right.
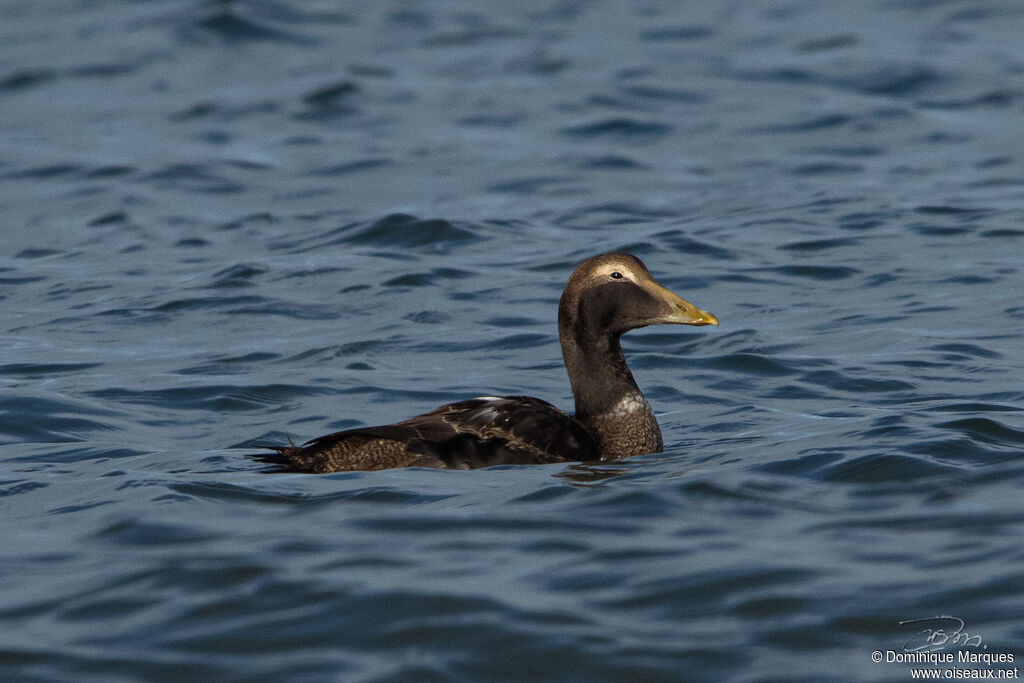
{"left": 254, "top": 253, "right": 718, "bottom": 472}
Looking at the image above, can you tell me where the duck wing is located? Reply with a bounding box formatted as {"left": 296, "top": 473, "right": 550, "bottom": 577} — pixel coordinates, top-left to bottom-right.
{"left": 255, "top": 396, "right": 599, "bottom": 472}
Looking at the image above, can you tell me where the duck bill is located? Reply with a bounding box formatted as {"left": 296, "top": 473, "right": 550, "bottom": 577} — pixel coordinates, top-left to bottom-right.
{"left": 645, "top": 281, "right": 719, "bottom": 326}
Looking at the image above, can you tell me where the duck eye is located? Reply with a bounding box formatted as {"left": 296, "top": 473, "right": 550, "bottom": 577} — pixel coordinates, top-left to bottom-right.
{"left": 610, "top": 271, "right": 624, "bottom": 280}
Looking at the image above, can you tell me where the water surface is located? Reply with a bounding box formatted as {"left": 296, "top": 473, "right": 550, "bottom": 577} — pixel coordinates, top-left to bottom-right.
{"left": 2, "top": 1, "right": 1023, "bottom": 681}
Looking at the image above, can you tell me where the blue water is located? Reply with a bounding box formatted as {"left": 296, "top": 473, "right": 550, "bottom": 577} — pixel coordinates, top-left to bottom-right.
{"left": 2, "top": 1, "right": 1023, "bottom": 681}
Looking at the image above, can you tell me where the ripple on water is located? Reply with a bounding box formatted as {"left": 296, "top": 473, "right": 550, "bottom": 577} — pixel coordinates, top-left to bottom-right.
{"left": 142, "top": 164, "right": 247, "bottom": 194}
{"left": 292, "top": 214, "right": 484, "bottom": 252}
{"left": 778, "top": 237, "right": 860, "bottom": 252}
{"left": 0, "top": 480, "right": 49, "bottom": 498}
{"left": 705, "top": 353, "right": 799, "bottom": 377}
{"left": 0, "top": 69, "right": 57, "bottom": 92}
{"left": 86, "top": 384, "right": 333, "bottom": 412}
{"left": 934, "top": 417, "right": 1024, "bottom": 446}
{"left": 929, "top": 343, "right": 1001, "bottom": 360}
{"left": 206, "top": 264, "right": 269, "bottom": 288}
{"left": 6, "top": 445, "right": 146, "bottom": 465}
{"left": 772, "top": 264, "right": 860, "bottom": 280}
{"left": 168, "top": 481, "right": 457, "bottom": 507}
{"left": 819, "top": 452, "right": 957, "bottom": 483}
{"left": 0, "top": 362, "right": 102, "bottom": 378}
{"left": 177, "top": 352, "right": 282, "bottom": 376}
{"left": 0, "top": 395, "right": 121, "bottom": 444}
{"left": 804, "top": 370, "right": 917, "bottom": 395}
{"left": 186, "top": 2, "right": 323, "bottom": 45}
{"left": 308, "top": 158, "right": 392, "bottom": 176}
{"left": 560, "top": 118, "right": 674, "bottom": 140}
{"left": 382, "top": 267, "right": 475, "bottom": 288}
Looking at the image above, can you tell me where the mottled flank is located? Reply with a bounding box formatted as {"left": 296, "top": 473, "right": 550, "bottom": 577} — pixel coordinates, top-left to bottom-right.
{"left": 254, "top": 396, "right": 598, "bottom": 471}
{"left": 256, "top": 253, "right": 717, "bottom": 472}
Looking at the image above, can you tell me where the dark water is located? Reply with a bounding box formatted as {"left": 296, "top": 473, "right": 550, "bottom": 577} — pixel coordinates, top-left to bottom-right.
{"left": 2, "top": 1, "right": 1023, "bottom": 681}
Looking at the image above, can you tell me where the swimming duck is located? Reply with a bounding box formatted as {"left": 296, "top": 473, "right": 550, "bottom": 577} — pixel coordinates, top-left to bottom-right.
{"left": 255, "top": 253, "right": 718, "bottom": 472}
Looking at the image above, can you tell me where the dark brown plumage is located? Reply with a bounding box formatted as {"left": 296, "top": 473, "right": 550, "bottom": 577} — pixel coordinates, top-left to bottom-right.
{"left": 254, "top": 253, "right": 718, "bottom": 472}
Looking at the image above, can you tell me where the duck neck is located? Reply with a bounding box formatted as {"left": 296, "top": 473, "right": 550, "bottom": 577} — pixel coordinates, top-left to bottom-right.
{"left": 558, "top": 328, "right": 663, "bottom": 459}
